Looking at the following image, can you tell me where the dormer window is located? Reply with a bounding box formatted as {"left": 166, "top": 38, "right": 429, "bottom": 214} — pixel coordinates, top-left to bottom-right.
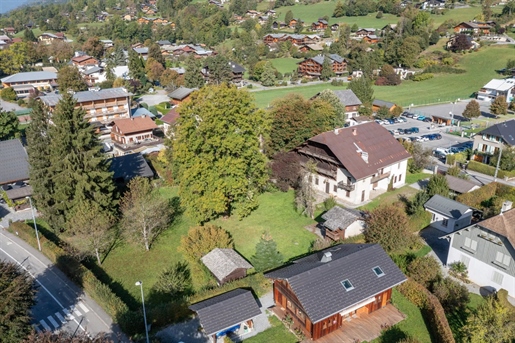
{"left": 373, "top": 266, "right": 385, "bottom": 277}
{"left": 341, "top": 279, "right": 354, "bottom": 291}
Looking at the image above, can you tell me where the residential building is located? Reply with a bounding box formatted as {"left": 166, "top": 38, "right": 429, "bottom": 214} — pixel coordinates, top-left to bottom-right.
{"left": 472, "top": 120, "right": 515, "bottom": 163}
{"left": 445, "top": 175, "right": 480, "bottom": 195}
{"left": 265, "top": 243, "right": 406, "bottom": 340}
{"left": 71, "top": 55, "right": 99, "bottom": 67}
{"left": 294, "top": 122, "right": 410, "bottom": 205}
{"left": 201, "top": 61, "right": 245, "bottom": 85}
{"left": 39, "top": 87, "right": 132, "bottom": 124}
{"left": 37, "top": 32, "right": 66, "bottom": 44}
{"left": 83, "top": 66, "right": 106, "bottom": 86}
{"left": 477, "top": 78, "right": 515, "bottom": 102}
{"left": 110, "top": 115, "right": 157, "bottom": 145}
{"left": 100, "top": 39, "right": 114, "bottom": 48}
{"left": 454, "top": 21, "right": 491, "bottom": 35}
{"left": 311, "top": 19, "right": 328, "bottom": 31}
{"left": 168, "top": 87, "right": 196, "bottom": 106}
{"left": 297, "top": 54, "right": 347, "bottom": 78}
{"left": 201, "top": 248, "right": 253, "bottom": 285}
{"left": 109, "top": 153, "right": 154, "bottom": 184}
{"left": 372, "top": 99, "right": 399, "bottom": 113}
{"left": 0, "top": 139, "right": 30, "bottom": 187}
{"left": 445, "top": 202, "right": 515, "bottom": 297}
{"left": 363, "top": 35, "right": 379, "bottom": 44}
{"left": 320, "top": 206, "right": 365, "bottom": 241}
{"left": 263, "top": 33, "right": 320, "bottom": 46}
{"left": 131, "top": 107, "right": 156, "bottom": 119}
{"left": 311, "top": 89, "right": 362, "bottom": 120}
{"left": 161, "top": 108, "right": 179, "bottom": 136}
{"left": 355, "top": 28, "right": 376, "bottom": 38}
{"left": 189, "top": 289, "right": 262, "bottom": 342}
{"left": 1, "top": 71, "right": 58, "bottom": 98}
{"left": 424, "top": 194, "right": 473, "bottom": 233}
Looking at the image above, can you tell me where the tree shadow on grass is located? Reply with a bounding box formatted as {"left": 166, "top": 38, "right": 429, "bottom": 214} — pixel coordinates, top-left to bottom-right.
{"left": 377, "top": 326, "right": 409, "bottom": 343}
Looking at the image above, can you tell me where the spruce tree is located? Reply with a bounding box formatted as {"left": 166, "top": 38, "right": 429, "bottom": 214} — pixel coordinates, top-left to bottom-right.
{"left": 26, "top": 102, "right": 55, "bottom": 218}
{"left": 48, "top": 94, "right": 116, "bottom": 231}
{"left": 184, "top": 57, "right": 205, "bottom": 89}
{"left": 251, "top": 232, "right": 284, "bottom": 272}
{"left": 320, "top": 57, "right": 335, "bottom": 81}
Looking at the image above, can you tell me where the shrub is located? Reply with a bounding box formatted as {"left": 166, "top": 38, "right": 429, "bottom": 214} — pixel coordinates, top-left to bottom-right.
{"left": 431, "top": 276, "right": 469, "bottom": 312}
{"left": 466, "top": 161, "right": 515, "bottom": 179}
{"left": 364, "top": 204, "right": 412, "bottom": 253}
{"left": 413, "top": 73, "right": 434, "bottom": 82}
{"left": 407, "top": 256, "right": 441, "bottom": 287}
{"left": 448, "top": 261, "right": 469, "bottom": 282}
{"left": 424, "top": 291, "right": 456, "bottom": 343}
{"left": 398, "top": 279, "right": 428, "bottom": 307}
{"left": 390, "top": 253, "right": 417, "bottom": 273}
{"left": 423, "top": 65, "right": 465, "bottom": 74}
{"left": 1, "top": 87, "right": 17, "bottom": 101}
{"left": 323, "top": 197, "right": 337, "bottom": 211}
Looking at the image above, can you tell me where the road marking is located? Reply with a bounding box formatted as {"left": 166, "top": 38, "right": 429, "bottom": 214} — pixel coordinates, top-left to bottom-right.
{"left": 55, "top": 312, "right": 66, "bottom": 324}
{"left": 47, "top": 316, "right": 59, "bottom": 329}
{"left": 62, "top": 308, "right": 75, "bottom": 321}
{"left": 40, "top": 319, "right": 51, "bottom": 331}
{"left": 71, "top": 306, "right": 82, "bottom": 317}
{"left": 78, "top": 302, "right": 90, "bottom": 313}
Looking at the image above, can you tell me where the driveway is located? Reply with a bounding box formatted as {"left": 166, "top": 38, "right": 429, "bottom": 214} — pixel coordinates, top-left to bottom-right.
{"left": 0, "top": 99, "right": 24, "bottom": 112}
{"left": 138, "top": 89, "right": 169, "bottom": 107}
{"left": 0, "top": 203, "right": 34, "bottom": 229}
{"left": 419, "top": 226, "right": 450, "bottom": 265}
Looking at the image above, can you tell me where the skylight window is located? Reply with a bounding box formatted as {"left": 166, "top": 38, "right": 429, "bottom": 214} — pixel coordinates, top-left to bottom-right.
{"left": 373, "top": 266, "right": 385, "bottom": 277}
{"left": 341, "top": 279, "right": 354, "bottom": 291}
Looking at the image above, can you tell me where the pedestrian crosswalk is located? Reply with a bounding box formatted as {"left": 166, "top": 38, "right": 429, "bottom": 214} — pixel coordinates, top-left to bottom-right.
{"left": 33, "top": 301, "right": 90, "bottom": 333}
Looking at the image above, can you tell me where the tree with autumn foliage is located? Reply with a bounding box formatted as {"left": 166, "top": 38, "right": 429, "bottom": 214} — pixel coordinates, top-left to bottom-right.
{"left": 462, "top": 100, "right": 481, "bottom": 119}
{"left": 364, "top": 203, "right": 413, "bottom": 252}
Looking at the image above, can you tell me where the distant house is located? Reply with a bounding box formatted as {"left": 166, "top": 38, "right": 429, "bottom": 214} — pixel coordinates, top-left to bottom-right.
{"left": 445, "top": 34, "right": 479, "bottom": 51}
{"left": 424, "top": 194, "right": 473, "bottom": 233}
{"left": 3, "top": 27, "right": 16, "bottom": 35}
{"left": 331, "top": 23, "right": 340, "bottom": 31}
{"left": 445, "top": 202, "right": 515, "bottom": 297}
{"left": 297, "top": 54, "right": 347, "bottom": 79}
{"left": 355, "top": 28, "right": 375, "bottom": 38}
{"left": 372, "top": 99, "right": 398, "bottom": 113}
{"left": 0, "top": 139, "right": 30, "bottom": 188}
{"left": 294, "top": 122, "right": 410, "bottom": 205}
{"left": 71, "top": 55, "right": 98, "bottom": 68}
{"left": 472, "top": 120, "right": 515, "bottom": 164}
{"left": 161, "top": 108, "right": 179, "bottom": 136}
{"left": 1, "top": 71, "right": 58, "bottom": 98}
{"left": 201, "top": 61, "right": 245, "bottom": 85}
{"left": 363, "top": 34, "right": 379, "bottom": 44}
{"left": 311, "top": 89, "right": 362, "bottom": 120}
{"left": 311, "top": 19, "right": 328, "bottom": 31}
{"left": 265, "top": 244, "right": 407, "bottom": 340}
{"left": 38, "top": 32, "right": 66, "bottom": 44}
{"left": 110, "top": 115, "right": 157, "bottom": 145}
{"left": 100, "top": 39, "right": 114, "bottom": 48}
{"left": 445, "top": 175, "right": 480, "bottom": 195}
{"left": 288, "top": 18, "right": 303, "bottom": 29}
{"left": 189, "top": 289, "right": 262, "bottom": 342}
{"left": 83, "top": 66, "right": 106, "bottom": 85}
{"left": 454, "top": 21, "right": 491, "bottom": 35}
{"left": 201, "top": 248, "right": 253, "bottom": 285}
{"left": 109, "top": 153, "right": 154, "bottom": 183}
{"left": 168, "top": 87, "right": 196, "bottom": 106}
{"left": 131, "top": 107, "right": 156, "bottom": 119}
{"left": 476, "top": 78, "right": 515, "bottom": 102}
{"left": 321, "top": 206, "right": 365, "bottom": 241}
{"left": 133, "top": 47, "right": 149, "bottom": 60}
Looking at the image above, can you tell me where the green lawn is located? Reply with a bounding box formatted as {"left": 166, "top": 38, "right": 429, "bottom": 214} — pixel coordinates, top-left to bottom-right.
{"left": 252, "top": 45, "right": 515, "bottom": 108}
{"left": 405, "top": 172, "right": 431, "bottom": 185}
{"left": 271, "top": 58, "right": 302, "bottom": 75}
{"left": 244, "top": 315, "right": 299, "bottom": 343}
{"left": 359, "top": 184, "right": 418, "bottom": 211}
{"left": 100, "top": 189, "right": 317, "bottom": 306}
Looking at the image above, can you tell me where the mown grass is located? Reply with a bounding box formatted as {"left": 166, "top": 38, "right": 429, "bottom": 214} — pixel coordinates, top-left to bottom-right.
{"left": 359, "top": 185, "right": 418, "bottom": 211}
{"left": 244, "top": 315, "right": 299, "bottom": 343}
{"left": 405, "top": 172, "right": 431, "bottom": 185}
{"left": 270, "top": 57, "right": 302, "bottom": 75}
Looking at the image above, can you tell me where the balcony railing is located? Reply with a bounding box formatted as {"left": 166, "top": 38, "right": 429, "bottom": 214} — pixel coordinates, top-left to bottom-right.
{"left": 371, "top": 171, "right": 391, "bottom": 183}
{"left": 337, "top": 181, "right": 355, "bottom": 191}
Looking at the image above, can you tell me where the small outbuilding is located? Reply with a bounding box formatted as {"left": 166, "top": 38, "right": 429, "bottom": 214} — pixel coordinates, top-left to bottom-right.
{"left": 109, "top": 153, "right": 154, "bottom": 183}
{"left": 189, "top": 288, "right": 262, "bottom": 342}
{"left": 201, "top": 248, "right": 253, "bottom": 285}
{"left": 424, "top": 194, "right": 472, "bottom": 233}
{"left": 445, "top": 175, "right": 480, "bottom": 195}
{"left": 321, "top": 206, "right": 365, "bottom": 241}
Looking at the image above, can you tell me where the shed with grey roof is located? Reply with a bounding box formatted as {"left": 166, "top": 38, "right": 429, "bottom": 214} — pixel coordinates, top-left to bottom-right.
{"left": 0, "top": 139, "right": 30, "bottom": 185}
{"left": 445, "top": 174, "right": 480, "bottom": 195}
{"left": 189, "top": 288, "right": 262, "bottom": 340}
{"left": 321, "top": 206, "right": 365, "bottom": 241}
{"left": 424, "top": 194, "right": 472, "bottom": 233}
{"left": 168, "top": 87, "right": 196, "bottom": 101}
{"left": 109, "top": 153, "right": 154, "bottom": 183}
{"left": 201, "top": 248, "right": 253, "bottom": 285}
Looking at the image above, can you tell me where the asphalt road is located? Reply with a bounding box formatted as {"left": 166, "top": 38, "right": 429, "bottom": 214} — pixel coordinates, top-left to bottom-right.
{"left": 0, "top": 228, "right": 125, "bottom": 341}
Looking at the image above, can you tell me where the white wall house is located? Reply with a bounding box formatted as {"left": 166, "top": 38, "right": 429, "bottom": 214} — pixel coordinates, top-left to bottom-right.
{"left": 295, "top": 122, "right": 411, "bottom": 206}
{"left": 445, "top": 202, "right": 515, "bottom": 297}
{"left": 477, "top": 78, "right": 515, "bottom": 103}
{"left": 424, "top": 194, "right": 473, "bottom": 233}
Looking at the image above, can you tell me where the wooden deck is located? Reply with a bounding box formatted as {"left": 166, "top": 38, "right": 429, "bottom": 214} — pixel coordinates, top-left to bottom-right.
{"left": 316, "top": 304, "right": 405, "bottom": 343}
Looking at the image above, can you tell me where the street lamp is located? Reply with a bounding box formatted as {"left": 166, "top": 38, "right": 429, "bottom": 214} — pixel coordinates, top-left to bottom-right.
{"left": 26, "top": 196, "right": 41, "bottom": 251}
{"left": 135, "top": 281, "right": 150, "bottom": 343}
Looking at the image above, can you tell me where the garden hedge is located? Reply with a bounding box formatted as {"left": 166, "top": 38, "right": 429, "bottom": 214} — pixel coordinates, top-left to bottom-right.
{"left": 467, "top": 161, "right": 515, "bottom": 179}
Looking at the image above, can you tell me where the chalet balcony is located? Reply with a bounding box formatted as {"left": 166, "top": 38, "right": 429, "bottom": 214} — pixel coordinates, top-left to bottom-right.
{"left": 337, "top": 181, "right": 355, "bottom": 191}
{"left": 371, "top": 171, "right": 391, "bottom": 184}
{"left": 112, "top": 135, "right": 163, "bottom": 152}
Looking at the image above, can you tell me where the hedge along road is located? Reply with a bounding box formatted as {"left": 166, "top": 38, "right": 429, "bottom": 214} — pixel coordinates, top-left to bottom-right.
{"left": 0, "top": 228, "right": 127, "bottom": 341}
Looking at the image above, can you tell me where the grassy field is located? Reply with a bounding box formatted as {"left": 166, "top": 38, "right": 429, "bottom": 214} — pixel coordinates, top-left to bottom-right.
{"left": 271, "top": 57, "right": 302, "bottom": 75}
{"left": 100, "top": 189, "right": 317, "bottom": 304}
{"left": 244, "top": 315, "right": 299, "bottom": 343}
{"left": 252, "top": 44, "right": 515, "bottom": 108}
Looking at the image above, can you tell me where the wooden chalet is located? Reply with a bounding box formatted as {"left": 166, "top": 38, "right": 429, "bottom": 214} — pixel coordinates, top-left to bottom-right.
{"left": 71, "top": 55, "right": 99, "bottom": 67}
{"left": 331, "top": 23, "right": 339, "bottom": 31}
{"left": 454, "top": 21, "right": 491, "bottom": 35}
{"left": 288, "top": 18, "right": 303, "bottom": 29}
{"left": 297, "top": 54, "right": 347, "bottom": 78}
{"left": 311, "top": 19, "right": 328, "bottom": 31}
{"left": 263, "top": 33, "right": 285, "bottom": 45}
{"left": 363, "top": 35, "right": 379, "bottom": 44}
{"left": 355, "top": 28, "right": 376, "bottom": 38}
{"left": 110, "top": 115, "right": 157, "bottom": 145}
{"left": 372, "top": 99, "right": 398, "bottom": 113}
{"left": 168, "top": 86, "right": 196, "bottom": 105}
{"left": 265, "top": 244, "right": 406, "bottom": 340}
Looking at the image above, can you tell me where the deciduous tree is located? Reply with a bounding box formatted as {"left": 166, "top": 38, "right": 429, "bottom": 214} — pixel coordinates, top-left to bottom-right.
{"left": 347, "top": 76, "right": 374, "bottom": 105}
{"left": 179, "top": 224, "right": 234, "bottom": 262}
{"left": 462, "top": 99, "right": 481, "bottom": 119}
{"left": 82, "top": 37, "right": 104, "bottom": 60}
{"left": 295, "top": 160, "right": 317, "bottom": 219}
{"left": 364, "top": 203, "right": 412, "bottom": 253}
{"left": 0, "top": 109, "right": 20, "bottom": 141}
{"left": 145, "top": 57, "right": 165, "bottom": 83}
{"left": 57, "top": 65, "right": 88, "bottom": 92}
{"left": 333, "top": 0, "right": 346, "bottom": 17}
{"left": 284, "top": 10, "right": 294, "bottom": 25}
{"left": 449, "top": 34, "right": 472, "bottom": 52}
{"left": 152, "top": 261, "right": 192, "bottom": 301}
{"left": 270, "top": 152, "right": 301, "bottom": 191}
{"left": 172, "top": 84, "right": 270, "bottom": 222}
{"left": 1, "top": 87, "right": 17, "bottom": 101}
{"left": 0, "top": 260, "right": 37, "bottom": 343}
{"left": 315, "top": 89, "right": 346, "bottom": 126}
{"left": 24, "top": 331, "right": 114, "bottom": 342}
{"left": 121, "top": 177, "right": 173, "bottom": 251}
{"left": 490, "top": 96, "right": 508, "bottom": 116}
{"left": 251, "top": 232, "right": 284, "bottom": 272}
{"left": 426, "top": 174, "right": 449, "bottom": 197}
{"left": 260, "top": 61, "right": 276, "bottom": 86}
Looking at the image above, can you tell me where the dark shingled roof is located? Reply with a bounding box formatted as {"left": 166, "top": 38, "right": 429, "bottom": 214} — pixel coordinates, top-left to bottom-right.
{"left": 168, "top": 87, "right": 196, "bottom": 100}
{"left": 477, "top": 120, "right": 515, "bottom": 146}
{"left": 109, "top": 153, "right": 154, "bottom": 181}
{"left": 332, "top": 89, "right": 362, "bottom": 106}
{"left": 0, "top": 139, "right": 30, "bottom": 184}
{"left": 445, "top": 175, "right": 479, "bottom": 194}
{"left": 477, "top": 207, "right": 515, "bottom": 247}
{"left": 424, "top": 194, "right": 471, "bottom": 219}
{"left": 321, "top": 206, "right": 364, "bottom": 231}
{"left": 265, "top": 244, "right": 406, "bottom": 323}
{"left": 189, "top": 289, "right": 262, "bottom": 336}
{"left": 305, "top": 122, "right": 411, "bottom": 180}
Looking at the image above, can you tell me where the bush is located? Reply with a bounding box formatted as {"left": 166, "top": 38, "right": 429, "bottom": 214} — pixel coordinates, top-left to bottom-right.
{"left": 456, "top": 181, "right": 498, "bottom": 209}
{"left": 331, "top": 79, "right": 345, "bottom": 86}
{"left": 323, "top": 197, "right": 337, "bottom": 211}
{"left": 448, "top": 261, "right": 469, "bottom": 282}
{"left": 466, "top": 161, "right": 515, "bottom": 179}
{"left": 407, "top": 256, "right": 441, "bottom": 287}
{"left": 1, "top": 87, "right": 17, "bottom": 101}
{"left": 431, "top": 276, "right": 469, "bottom": 312}
{"left": 398, "top": 279, "right": 428, "bottom": 307}
{"left": 423, "top": 65, "right": 465, "bottom": 74}
{"left": 412, "top": 73, "right": 434, "bottom": 82}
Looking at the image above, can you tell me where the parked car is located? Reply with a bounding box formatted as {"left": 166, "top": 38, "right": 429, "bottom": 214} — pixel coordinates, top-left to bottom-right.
{"left": 388, "top": 130, "right": 395, "bottom": 135}
{"left": 403, "top": 112, "right": 414, "bottom": 118}
{"left": 388, "top": 119, "right": 396, "bottom": 124}
{"left": 411, "top": 127, "right": 420, "bottom": 133}
{"left": 423, "top": 117, "right": 432, "bottom": 122}
{"left": 393, "top": 129, "right": 400, "bottom": 135}
{"left": 435, "top": 147, "right": 452, "bottom": 155}
{"left": 397, "top": 117, "right": 407, "bottom": 122}
{"left": 417, "top": 115, "right": 426, "bottom": 121}
{"left": 412, "top": 114, "right": 420, "bottom": 119}
{"left": 434, "top": 133, "right": 442, "bottom": 140}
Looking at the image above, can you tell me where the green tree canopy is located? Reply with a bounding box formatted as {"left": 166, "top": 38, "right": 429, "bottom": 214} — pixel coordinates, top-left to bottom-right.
{"left": 251, "top": 232, "right": 284, "bottom": 272}
{"left": 260, "top": 62, "right": 277, "bottom": 87}
{"left": 184, "top": 57, "right": 205, "bottom": 89}
{"left": 320, "top": 56, "right": 335, "bottom": 81}
{"left": 490, "top": 96, "right": 508, "bottom": 116}
{"left": 462, "top": 100, "right": 481, "bottom": 119}
{"left": 364, "top": 203, "right": 412, "bottom": 253}
{"left": 172, "top": 84, "right": 270, "bottom": 222}
{"left": 426, "top": 174, "right": 449, "bottom": 197}
{"left": 0, "top": 110, "right": 20, "bottom": 141}
{"left": 205, "top": 54, "right": 233, "bottom": 85}
{"left": 57, "top": 65, "right": 88, "bottom": 92}
{"left": 347, "top": 76, "right": 374, "bottom": 105}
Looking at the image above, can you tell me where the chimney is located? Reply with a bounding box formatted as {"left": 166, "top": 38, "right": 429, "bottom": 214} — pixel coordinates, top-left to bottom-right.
{"left": 501, "top": 201, "right": 513, "bottom": 215}
{"left": 320, "top": 251, "right": 332, "bottom": 263}
{"left": 352, "top": 128, "right": 357, "bottom": 136}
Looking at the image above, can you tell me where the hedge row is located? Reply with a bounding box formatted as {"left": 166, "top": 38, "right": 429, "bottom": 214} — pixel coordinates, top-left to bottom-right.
{"left": 413, "top": 73, "right": 434, "bottom": 82}
{"left": 423, "top": 65, "right": 466, "bottom": 74}
{"left": 398, "top": 279, "right": 455, "bottom": 343}
{"left": 8, "top": 222, "right": 131, "bottom": 332}
{"left": 467, "top": 160, "right": 515, "bottom": 179}
{"left": 456, "top": 181, "right": 498, "bottom": 209}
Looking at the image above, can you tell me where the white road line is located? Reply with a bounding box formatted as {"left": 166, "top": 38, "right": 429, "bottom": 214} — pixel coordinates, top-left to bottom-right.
{"left": 62, "top": 308, "right": 75, "bottom": 321}
{"left": 40, "top": 319, "right": 51, "bottom": 331}
{"left": 55, "top": 312, "right": 66, "bottom": 324}
{"left": 0, "top": 247, "right": 88, "bottom": 334}
{"left": 78, "top": 302, "right": 90, "bottom": 313}
{"left": 47, "top": 316, "right": 59, "bottom": 329}
{"left": 71, "top": 306, "right": 82, "bottom": 317}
